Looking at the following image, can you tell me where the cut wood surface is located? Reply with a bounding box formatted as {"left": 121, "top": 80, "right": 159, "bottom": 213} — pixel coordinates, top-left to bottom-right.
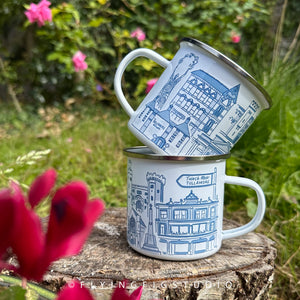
{"left": 43, "top": 208, "right": 277, "bottom": 300}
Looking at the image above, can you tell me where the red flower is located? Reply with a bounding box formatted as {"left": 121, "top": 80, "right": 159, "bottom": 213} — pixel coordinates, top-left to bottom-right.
{"left": 56, "top": 280, "right": 94, "bottom": 300}
{"left": 111, "top": 280, "right": 143, "bottom": 300}
{"left": 0, "top": 186, "right": 22, "bottom": 258}
{"left": 0, "top": 169, "right": 105, "bottom": 281}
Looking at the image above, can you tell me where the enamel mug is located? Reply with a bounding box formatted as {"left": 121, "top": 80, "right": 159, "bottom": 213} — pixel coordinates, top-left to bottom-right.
{"left": 115, "top": 38, "right": 272, "bottom": 156}
{"left": 124, "top": 146, "right": 266, "bottom": 261}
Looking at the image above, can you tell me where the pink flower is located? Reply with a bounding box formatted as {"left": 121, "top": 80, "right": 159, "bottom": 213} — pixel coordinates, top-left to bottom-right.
{"left": 72, "top": 51, "right": 88, "bottom": 72}
{"left": 130, "top": 28, "right": 146, "bottom": 42}
{"left": 111, "top": 280, "right": 143, "bottom": 300}
{"left": 25, "top": 0, "right": 52, "bottom": 27}
{"left": 146, "top": 78, "right": 158, "bottom": 94}
{"left": 56, "top": 280, "right": 94, "bottom": 300}
{"left": 230, "top": 32, "right": 241, "bottom": 43}
{"left": 84, "top": 148, "right": 92, "bottom": 153}
{"left": 0, "top": 169, "right": 105, "bottom": 281}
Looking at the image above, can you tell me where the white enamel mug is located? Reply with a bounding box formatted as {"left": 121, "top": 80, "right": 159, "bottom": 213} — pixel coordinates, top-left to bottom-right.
{"left": 115, "top": 38, "right": 272, "bottom": 156}
{"left": 124, "top": 146, "right": 266, "bottom": 261}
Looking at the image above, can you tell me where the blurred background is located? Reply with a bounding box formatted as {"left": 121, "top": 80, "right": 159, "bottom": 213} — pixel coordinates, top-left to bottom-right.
{"left": 0, "top": 0, "right": 299, "bottom": 299}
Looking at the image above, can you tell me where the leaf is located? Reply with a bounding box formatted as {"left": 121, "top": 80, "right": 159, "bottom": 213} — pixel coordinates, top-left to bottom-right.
{"left": 88, "top": 17, "right": 110, "bottom": 27}
{"left": 246, "top": 199, "right": 257, "bottom": 218}
{"left": 134, "top": 59, "right": 157, "bottom": 71}
{"left": 97, "top": 0, "right": 107, "bottom": 4}
{"left": 0, "top": 286, "right": 26, "bottom": 300}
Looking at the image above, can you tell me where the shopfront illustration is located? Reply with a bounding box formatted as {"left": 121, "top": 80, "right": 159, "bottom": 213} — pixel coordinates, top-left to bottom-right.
{"left": 127, "top": 164, "right": 220, "bottom": 255}
{"left": 131, "top": 53, "right": 260, "bottom": 155}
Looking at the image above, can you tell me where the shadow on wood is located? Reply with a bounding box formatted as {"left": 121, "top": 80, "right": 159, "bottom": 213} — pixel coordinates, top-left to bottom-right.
{"left": 43, "top": 208, "right": 276, "bottom": 300}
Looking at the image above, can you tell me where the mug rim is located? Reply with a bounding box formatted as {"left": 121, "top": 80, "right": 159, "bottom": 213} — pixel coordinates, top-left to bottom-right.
{"left": 123, "top": 146, "right": 231, "bottom": 161}
{"left": 181, "top": 37, "right": 272, "bottom": 109}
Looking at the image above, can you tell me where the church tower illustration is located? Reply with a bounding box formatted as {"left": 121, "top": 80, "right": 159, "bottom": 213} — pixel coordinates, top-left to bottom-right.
{"left": 127, "top": 164, "right": 221, "bottom": 256}
{"left": 142, "top": 173, "right": 166, "bottom": 252}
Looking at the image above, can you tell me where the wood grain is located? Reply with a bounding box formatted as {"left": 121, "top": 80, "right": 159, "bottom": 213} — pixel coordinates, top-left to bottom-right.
{"left": 42, "top": 208, "right": 276, "bottom": 300}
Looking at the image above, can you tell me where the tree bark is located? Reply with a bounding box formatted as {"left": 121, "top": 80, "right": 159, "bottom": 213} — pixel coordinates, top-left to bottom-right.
{"left": 43, "top": 208, "right": 276, "bottom": 300}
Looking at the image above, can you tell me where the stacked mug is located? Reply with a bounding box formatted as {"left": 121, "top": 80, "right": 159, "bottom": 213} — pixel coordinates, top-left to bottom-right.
{"left": 114, "top": 37, "right": 271, "bottom": 261}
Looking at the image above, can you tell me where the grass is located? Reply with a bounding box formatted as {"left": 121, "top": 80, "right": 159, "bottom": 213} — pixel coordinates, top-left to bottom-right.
{"left": 0, "top": 57, "right": 299, "bottom": 299}
{"left": 0, "top": 102, "right": 141, "bottom": 213}
{"left": 225, "top": 56, "right": 300, "bottom": 298}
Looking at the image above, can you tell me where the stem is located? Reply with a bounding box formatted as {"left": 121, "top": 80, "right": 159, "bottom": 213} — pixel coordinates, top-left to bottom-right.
{"left": 22, "top": 277, "right": 27, "bottom": 289}
{"left": 0, "top": 275, "right": 56, "bottom": 299}
{"left": 0, "top": 57, "right": 22, "bottom": 113}
{"left": 7, "top": 85, "right": 23, "bottom": 113}
{"left": 271, "top": 0, "right": 288, "bottom": 74}
{"left": 282, "top": 22, "right": 300, "bottom": 63}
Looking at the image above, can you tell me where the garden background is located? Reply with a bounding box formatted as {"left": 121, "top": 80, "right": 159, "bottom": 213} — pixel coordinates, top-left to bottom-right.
{"left": 0, "top": 0, "right": 299, "bottom": 299}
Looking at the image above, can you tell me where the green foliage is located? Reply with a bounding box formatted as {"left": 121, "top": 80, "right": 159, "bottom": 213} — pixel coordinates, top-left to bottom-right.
{"left": 0, "top": 0, "right": 273, "bottom": 106}
{"left": 0, "top": 286, "right": 26, "bottom": 300}
{"left": 225, "top": 55, "right": 300, "bottom": 298}
{"left": 0, "top": 275, "right": 56, "bottom": 300}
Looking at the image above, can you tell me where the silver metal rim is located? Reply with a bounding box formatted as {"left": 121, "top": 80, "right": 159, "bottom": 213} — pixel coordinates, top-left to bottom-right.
{"left": 123, "top": 146, "right": 230, "bottom": 161}
{"left": 181, "top": 37, "right": 272, "bottom": 108}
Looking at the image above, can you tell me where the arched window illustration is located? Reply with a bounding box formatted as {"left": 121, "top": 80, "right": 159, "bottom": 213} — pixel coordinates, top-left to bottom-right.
{"left": 177, "top": 93, "right": 187, "bottom": 106}
{"left": 136, "top": 198, "right": 143, "bottom": 212}
{"left": 195, "top": 108, "right": 206, "bottom": 121}
{"left": 190, "top": 104, "right": 197, "bottom": 115}
{"left": 203, "top": 119, "right": 215, "bottom": 133}
{"left": 213, "top": 105, "right": 224, "bottom": 117}
{"left": 210, "top": 221, "right": 215, "bottom": 231}
{"left": 179, "top": 226, "right": 189, "bottom": 234}
{"left": 160, "top": 224, "right": 166, "bottom": 235}
{"left": 210, "top": 206, "right": 216, "bottom": 218}
{"left": 129, "top": 216, "right": 136, "bottom": 234}
{"left": 199, "top": 223, "right": 207, "bottom": 233}
{"left": 183, "top": 98, "right": 193, "bottom": 111}
{"left": 192, "top": 224, "right": 199, "bottom": 233}
{"left": 171, "top": 226, "right": 179, "bottom": 234}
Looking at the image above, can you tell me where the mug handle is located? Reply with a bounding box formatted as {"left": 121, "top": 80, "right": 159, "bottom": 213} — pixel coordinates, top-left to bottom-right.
{"left": 114, "top": 48, "right": 170, "bottom": 117}
{"left": 222, "top": 175, "right": 266, "bottom": 240}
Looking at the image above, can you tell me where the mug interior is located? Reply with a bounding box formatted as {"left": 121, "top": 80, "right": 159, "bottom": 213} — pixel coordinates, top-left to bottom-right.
{"left": 124, "top": 146, "right": 230, "bottom": 161}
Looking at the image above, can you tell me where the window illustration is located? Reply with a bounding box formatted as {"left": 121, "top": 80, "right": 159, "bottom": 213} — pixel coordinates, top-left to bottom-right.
{"left": 174, "top": 209, "right": 188, "bottom": 220}
{"left": 130, "top": 52, "right": 260, "bottom": 155}
{"left": 160, "top": 210, "right": 167, "bottom": 219}
{"left": 127, "top": 167, "right": 220, "bottom": 256}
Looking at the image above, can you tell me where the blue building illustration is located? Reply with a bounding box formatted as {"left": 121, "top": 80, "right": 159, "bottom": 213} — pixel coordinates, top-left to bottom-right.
{"left": 127, "top": 165, "right": 220, "bottom": 256}
{"left": 130, "top": 53, "right": 260, "bottom": 155}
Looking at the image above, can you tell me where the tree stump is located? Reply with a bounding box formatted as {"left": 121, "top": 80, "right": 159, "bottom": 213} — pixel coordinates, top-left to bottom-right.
{"left": 43, "top": 208, "right": 276, "bottom": 300}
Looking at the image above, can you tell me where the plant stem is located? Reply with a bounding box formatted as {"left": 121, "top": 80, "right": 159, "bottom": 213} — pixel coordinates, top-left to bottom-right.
{"left": 0, "top": 57, "right": 22, "bottom": 113}
{"left": 283, "top": 22, "right": 300, "bottom": 63}
{"left": 0, "top": 275, "right": 56, "bottom": 299}
{"left": 271, "top": 0, "right": 288, "bottom": 74}
{"left": 22, "top": 277, "right": 27, "bottom": 289}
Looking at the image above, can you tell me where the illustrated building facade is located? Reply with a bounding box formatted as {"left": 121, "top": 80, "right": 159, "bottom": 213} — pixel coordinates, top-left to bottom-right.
{"left": 127, "top": 166, "right": 220, "bottom": 256}
{"left": 130, "top": 54, "right": 260, "bottom": 155}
